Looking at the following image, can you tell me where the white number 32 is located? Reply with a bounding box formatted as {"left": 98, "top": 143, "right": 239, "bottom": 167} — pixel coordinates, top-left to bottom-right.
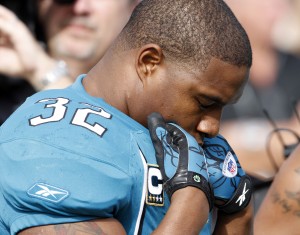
{"left": 29, "top": 97, "right": 111, "bottom": 137}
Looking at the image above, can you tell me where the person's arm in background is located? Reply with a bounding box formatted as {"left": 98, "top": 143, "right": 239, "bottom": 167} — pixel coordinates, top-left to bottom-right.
{"left": 254, "top": 144, "right": 300, "bottom": 235}
{"left": 0, "top": 5, "right": 73, "bottom": 91}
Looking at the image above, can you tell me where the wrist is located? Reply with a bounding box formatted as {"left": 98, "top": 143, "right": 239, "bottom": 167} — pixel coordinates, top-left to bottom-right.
{"left": 153, "top": 187, "right": 209, "bottom": 235}
{"left": 167, "top": 172, "right": 214, "bottom": 210}
{"left": 40, "top": 60, "right": 70, "bottom": 87}
{"left": 171, "top": 186, "right": 210, "bottom": 210}
{"left": 30, "top": 59, "right": 70, "bottom": 90}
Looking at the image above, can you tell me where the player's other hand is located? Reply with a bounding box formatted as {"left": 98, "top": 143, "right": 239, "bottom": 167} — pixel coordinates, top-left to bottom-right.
{"left": 147, "top": 112, "right": 213, "bottom": 210}
{"left": 203, "top": 134, "right": 252, "bottom": 214}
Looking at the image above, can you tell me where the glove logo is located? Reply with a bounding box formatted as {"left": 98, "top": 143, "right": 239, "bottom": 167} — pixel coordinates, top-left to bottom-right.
{"left": 146, "top": 164, "right": 164, "bottom": 206}
{"left": 222, "top": 151, "right": 237, "bottom": 178}
{"left": 193, "top": 174, "right": 201, "bottom": 183}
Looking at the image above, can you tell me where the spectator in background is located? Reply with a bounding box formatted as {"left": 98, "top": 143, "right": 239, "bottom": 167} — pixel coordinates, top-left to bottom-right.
{"left": 0, "top": 0, "right": 141, "bottom": 124}
{"left": 222, "top": 0, "right": 300, "bottom": 213}
{"left": 272, "top": 0, "right": 300, "bottom": 55}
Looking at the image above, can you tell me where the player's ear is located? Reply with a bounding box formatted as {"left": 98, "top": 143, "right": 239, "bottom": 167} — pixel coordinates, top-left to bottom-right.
{"left": 135, "top": 43, "right": 163, "bottom": 81}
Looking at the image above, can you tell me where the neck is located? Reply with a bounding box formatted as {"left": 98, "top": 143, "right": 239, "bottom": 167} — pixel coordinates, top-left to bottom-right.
{"left": 83, "top": 51, "right": 131, "bottom": 116}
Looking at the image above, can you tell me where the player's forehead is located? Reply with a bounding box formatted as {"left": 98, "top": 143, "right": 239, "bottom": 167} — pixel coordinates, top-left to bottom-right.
{"left": 195, "top": 58, "right": 249, "bottom": 105}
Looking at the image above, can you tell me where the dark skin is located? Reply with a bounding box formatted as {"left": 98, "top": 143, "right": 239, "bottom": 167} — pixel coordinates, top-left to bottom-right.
{"left": 19, "top": 43, "right": 250, "bottom": 234}
{"left": 254, "top": 144, "right": 300, "bottom": 235}
{"left": 214, "top": 200, "right": 254, "bottom": 235}
{"left": 18, "top": 218, "right": 126, "bottom": 235}
{"left": 87, "top": 44, "right": 249, "bottom": 142}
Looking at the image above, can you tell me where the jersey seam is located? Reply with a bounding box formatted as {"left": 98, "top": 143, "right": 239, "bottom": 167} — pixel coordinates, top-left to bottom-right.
{"left": 0, "top": 137, "right": 130, "bottom": 176}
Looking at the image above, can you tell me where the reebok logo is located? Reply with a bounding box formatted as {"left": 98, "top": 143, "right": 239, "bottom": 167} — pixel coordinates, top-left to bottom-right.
{"left": 236, "top": 183, "right": 249, "bottom": 206}
{"left": 27, "top": 183, "right": 69, "bottom": 203}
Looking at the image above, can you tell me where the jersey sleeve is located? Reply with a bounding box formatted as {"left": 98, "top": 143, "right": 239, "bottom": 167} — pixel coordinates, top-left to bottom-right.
{"left": 0, "top": 139, "right": 133, "bottom": 227}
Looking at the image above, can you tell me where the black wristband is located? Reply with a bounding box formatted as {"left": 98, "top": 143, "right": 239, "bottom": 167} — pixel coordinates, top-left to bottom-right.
{"left": 217, "top": 175, "right": 252, "bottom": 214}
{"left": 165, "top": 171, "right": 214, "bottom": 211}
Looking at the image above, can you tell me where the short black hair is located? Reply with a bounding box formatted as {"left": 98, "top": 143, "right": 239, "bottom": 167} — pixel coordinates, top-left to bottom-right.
{"left": 116, "top": 0, "right": 252, "bottom": 71}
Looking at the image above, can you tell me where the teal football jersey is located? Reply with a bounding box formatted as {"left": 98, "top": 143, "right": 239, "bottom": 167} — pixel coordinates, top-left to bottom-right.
{"left": 0, "top": 75, "right": 214, "bottom": 234}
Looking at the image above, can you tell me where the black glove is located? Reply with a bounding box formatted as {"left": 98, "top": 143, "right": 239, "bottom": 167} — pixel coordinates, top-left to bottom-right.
{"left": 203, "top": 134, "right": 252, "bottom": 214}
{"left": 148, "top": 112, "right": 213, "bottom": 210}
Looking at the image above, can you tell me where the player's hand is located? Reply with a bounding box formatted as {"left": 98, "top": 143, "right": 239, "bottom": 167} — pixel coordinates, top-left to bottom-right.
{"left": 203, "top": 134, "right": 252, "bottom": 214}
{"left": 148, "top": 112, "right": 213, "bottom": 210}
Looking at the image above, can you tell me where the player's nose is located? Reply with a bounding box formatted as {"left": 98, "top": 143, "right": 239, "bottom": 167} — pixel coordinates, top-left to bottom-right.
{"left": 196, "top": 110, "right": 222, "bottom": 139}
